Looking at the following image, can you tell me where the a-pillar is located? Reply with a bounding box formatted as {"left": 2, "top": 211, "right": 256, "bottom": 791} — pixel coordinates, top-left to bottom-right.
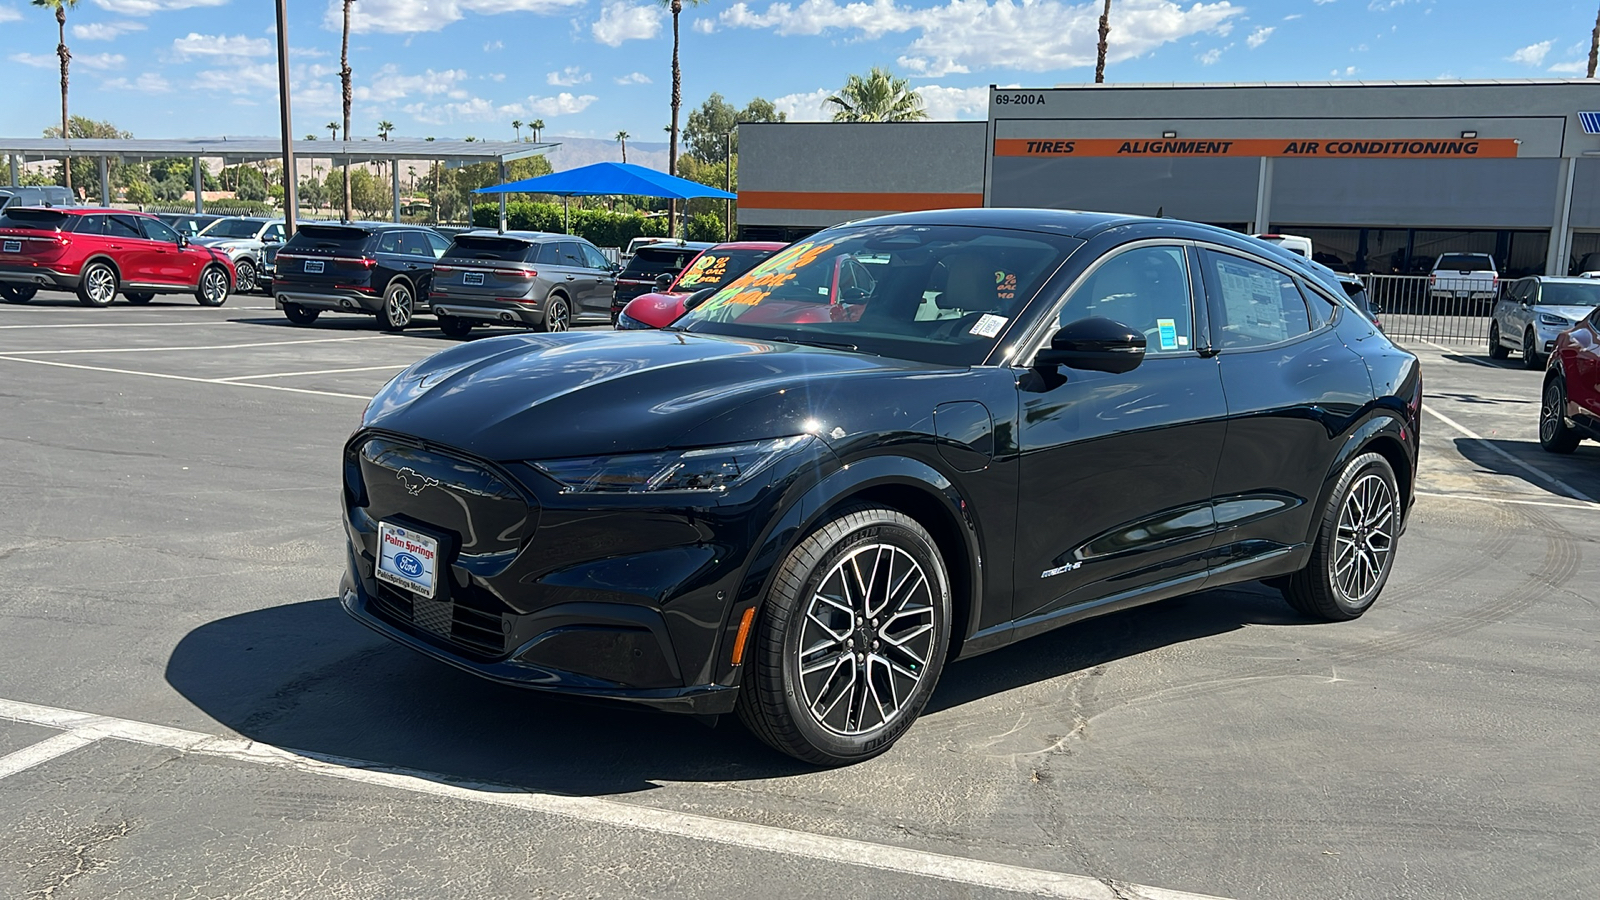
{"left": 193, "top": 155, "right": 204, "bottom": 214}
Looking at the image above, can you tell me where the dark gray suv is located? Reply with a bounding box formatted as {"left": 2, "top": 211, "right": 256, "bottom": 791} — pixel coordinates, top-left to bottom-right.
{"left": 428, "top": 231, "right": 619, "bottom": 338}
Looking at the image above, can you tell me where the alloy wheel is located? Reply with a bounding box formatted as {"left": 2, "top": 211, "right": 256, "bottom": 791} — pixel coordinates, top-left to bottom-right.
{"left": 200, "top": 268, "right": 229, "bottom": 305}
{"left": 1331, "top": 473, "right": 1396, "bottom": 607}
{"left": 387, "top": 286, "right": 413, "bottom": 328}
{"left": 795, "top": 543, "right": 937, "bottom": 736}
{"left": 235, "top": 259, "right": 256, "bottom": 293}
{"left": 86, "top": 266, "right": 116, "bottom": 305}
{"left": 546, "top": 297, "right": 569, "bottom": 332}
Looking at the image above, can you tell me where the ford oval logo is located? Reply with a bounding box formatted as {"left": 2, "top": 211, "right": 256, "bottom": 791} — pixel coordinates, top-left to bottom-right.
{"left": 394, "top": 552, "right": 425, "bottom": 578}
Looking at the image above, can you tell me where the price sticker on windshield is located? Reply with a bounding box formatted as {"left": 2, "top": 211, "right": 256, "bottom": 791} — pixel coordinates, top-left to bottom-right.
{"left": 970, "top": 314, "right": 1008, "bottom": 338}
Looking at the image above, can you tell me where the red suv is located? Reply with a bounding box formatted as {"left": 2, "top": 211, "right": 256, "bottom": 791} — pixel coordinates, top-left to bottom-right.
{"left": 0, "top": 206, "right": 235, "bottom": 307}
{"left": 1540, "top": 306, "right": 1600, "bottom": 453}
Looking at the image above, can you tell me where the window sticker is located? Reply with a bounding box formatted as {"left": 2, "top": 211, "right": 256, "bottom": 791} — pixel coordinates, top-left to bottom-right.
{"left": 995, "top": 270, "right": 1017, "bottom": 302}
{"left": 970, "top": 313, "right": 1008, "bottom": 338}
{"left": 1157, "top": 318, "right": 1179, "bottom": 350}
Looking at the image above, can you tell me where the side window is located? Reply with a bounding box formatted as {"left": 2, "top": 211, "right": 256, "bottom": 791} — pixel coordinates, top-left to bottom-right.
{"left": 264, "top": 224, "right": 285, "bottom": 243}
{"left": 1057, "top": 245, "right": 1195, "bottom": 353}
{"left": 140, "top": 218, "right": 180, "bottom": 243}
{"left": 558, "top": 241, "right": 586, "bottom": 267}
{"left": 1298, "top": 278, "right": 1336, "bottom": 329}
{"left": 425, "top": 233, "right": 450, "bottom": 258}
{"left": 73, "top": 214, "right": 108, "bottom": 236}
{"left": 107, "top": 215, "right": 143, "bottom": 239}
{"left": 403, "top": 231, "right": 432, "bottom": 257}
{"left": 1203, "top": 250, "right": 1312, "bottom": 349}
{"left": 536, "top": 242, "right": 563, "bottom": 265}
{"left": 580, "top": 243, "right": 610, "bottom": 270}
{"left": 376, "top": 232, "right": 402, "bottom": 254}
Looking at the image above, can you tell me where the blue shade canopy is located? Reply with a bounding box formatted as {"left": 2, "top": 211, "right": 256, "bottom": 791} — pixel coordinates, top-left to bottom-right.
{"left": 473, "top": 161, "right": 736, "bottom": 200}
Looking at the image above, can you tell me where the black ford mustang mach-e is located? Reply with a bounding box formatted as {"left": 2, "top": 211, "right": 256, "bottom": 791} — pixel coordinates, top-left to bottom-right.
{"left": 340, "top": 208, "right": 1420, "bottom": 765}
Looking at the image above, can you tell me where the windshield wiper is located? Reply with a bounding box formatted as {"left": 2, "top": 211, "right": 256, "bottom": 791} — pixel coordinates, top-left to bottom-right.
{"left": 771, "top": 336, "right": 861, "bottom": 352}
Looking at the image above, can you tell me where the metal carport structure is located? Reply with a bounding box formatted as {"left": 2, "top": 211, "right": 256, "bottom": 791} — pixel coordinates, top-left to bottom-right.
{"left": 0, "top": 137, "right": 556, "bottom": 226}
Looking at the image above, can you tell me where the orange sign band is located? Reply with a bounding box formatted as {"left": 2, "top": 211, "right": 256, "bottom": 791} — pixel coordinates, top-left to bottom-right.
{"left": 994, "top": 138, "right": 1520, "bottom": 159}
{"left": 738, "top": 190, "right": 984, "bottom": 211}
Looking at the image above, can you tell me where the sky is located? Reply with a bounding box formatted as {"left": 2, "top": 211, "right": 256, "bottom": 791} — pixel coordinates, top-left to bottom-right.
{"left": 1, "top": 0, "right": 1598, "bottom": 144}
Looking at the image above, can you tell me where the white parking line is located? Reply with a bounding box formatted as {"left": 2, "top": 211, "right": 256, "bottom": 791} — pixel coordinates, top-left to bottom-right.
{"left": 0, "top": 355, "right": 371, "bottom": 400}
{"left": 1415, "top": 490, "right": 1599, "bottom": 511}
{"left": 1420, "top": 404, "right": 1597, "bottom": 503}
{"left": 0, "top": 321, "right": 256, "bottom": 330}
{"left": 0, "top": 696, "right": 1226, "bottom": 900}
{"left": 0, "top": 730, "right": 100, "bottom": 780}
{"left": 216, "top": 364, "right": 408, "bottom": 382}
{"left": 0, "top": 335, "right": 393, "bottom": 355}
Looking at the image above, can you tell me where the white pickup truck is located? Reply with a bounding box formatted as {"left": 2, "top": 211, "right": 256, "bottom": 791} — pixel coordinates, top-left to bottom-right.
{"left": 1429, "top": 253, "right": 1500, "bottom": 307}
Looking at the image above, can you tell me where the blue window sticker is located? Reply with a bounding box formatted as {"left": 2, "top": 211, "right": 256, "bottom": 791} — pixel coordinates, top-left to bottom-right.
{"left": 1156, "top": 318, "right": 1179, "bottom": 350}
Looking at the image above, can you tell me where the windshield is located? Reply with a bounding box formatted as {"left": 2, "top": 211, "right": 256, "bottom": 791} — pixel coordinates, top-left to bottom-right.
{"left": 1437, "top": 254, "right": 1493, "bottom": 272}
{"left": 1539, "top": 282, "right": 1600, "bottom": 306}
{"left": 673, "top": 248, "right": 779, "bottom": 291}
{"left": 674, "top": 224, "right": 1078, "bottom": 366}
{"left": 203, "top": 219, "right": 266, "bottom": 239}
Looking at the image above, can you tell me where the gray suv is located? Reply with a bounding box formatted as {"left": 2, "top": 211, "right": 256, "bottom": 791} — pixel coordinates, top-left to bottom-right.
{"left": 193, "top": 217, "right": 286, "bottom": 293}
{"left": 428, "top": 230, "right": 619, "bottom": 338}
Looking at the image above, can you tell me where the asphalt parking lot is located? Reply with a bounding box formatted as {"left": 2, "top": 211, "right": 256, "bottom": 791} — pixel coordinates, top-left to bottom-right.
{"left": 0, "top": 292, "right": 1596, "bottom": 900}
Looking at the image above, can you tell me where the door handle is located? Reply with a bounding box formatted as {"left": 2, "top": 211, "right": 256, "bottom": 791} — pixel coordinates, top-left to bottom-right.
{"left": 565, "top": 275, "right": 575, "bottom": 281}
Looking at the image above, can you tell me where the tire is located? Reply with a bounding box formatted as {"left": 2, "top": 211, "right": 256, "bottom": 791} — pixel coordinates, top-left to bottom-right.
{"left": 1282, "top": 452, "right": 1400, "bottom": 622}
{"left": 538, "top": 293, "right": 570, "bottom": 333}
{"left": 283, "top": 303, "right": 320, "bottom": 326}
{"left": 736, "top": 505, "right": 952, "bottom": 766}
{"left": 76, "top": 261, "right": 118, "bottom": 307}
{"left": 124, "top": 291, "right": 154, "bottom": 305}
{"left": 234, "top": 258, "right": 257, "bottom": 294}
{"left": 439, "top": 315, "right": 474, "bottom": 339}
{"left": 195, "top": 265, "right": 230, "bottom": 306}
{"left": 1522, "top": 328, "right": 1543, "bottom": 370}
{"left": 0, "top": 285, "right": 37, "bottom": 303}
{"left": 1487, "top": 321, "right": 1509, "bottom": 359}
{"left": 1539, "top": 377, "right": 1582, "bottom": 454}
{"left": 378, "top": 281, "right": 414, "bottom": 332}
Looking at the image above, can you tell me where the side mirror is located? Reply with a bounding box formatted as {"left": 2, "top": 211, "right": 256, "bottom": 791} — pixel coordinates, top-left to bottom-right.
{"left": 654, "top": 273, "right": 674, "bottom": 291}
{"left": 682, "top": 287, "right": 717, "bottom": 311}
{"left": 1032, "top": 317, "right": 1147, "bottom": 374}
{"left": 177, "top": 234, "right": 190, "bottom": 248}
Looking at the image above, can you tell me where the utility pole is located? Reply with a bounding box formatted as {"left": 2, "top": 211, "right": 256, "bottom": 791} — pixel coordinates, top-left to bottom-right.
{"left": 274, "top": 0, "right": 299, "bottom": 235}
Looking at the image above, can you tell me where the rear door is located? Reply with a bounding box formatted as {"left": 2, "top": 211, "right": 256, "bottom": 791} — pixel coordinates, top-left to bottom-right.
{"left": 106, "top": 214, "right": 160, "bottom": 282}
{"left": 555, "top": 241, "right": 590, "bottom": 306}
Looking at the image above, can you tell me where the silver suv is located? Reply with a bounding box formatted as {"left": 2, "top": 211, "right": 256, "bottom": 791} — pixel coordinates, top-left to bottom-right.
{"left": 1490, "top": 276, "right": 1600, "bottom": 369}
{"left": 428, "top": 230, "right": 619, "bottom": 338}
{"left": 194, "top": 217, "right": 286, "bottom": 293}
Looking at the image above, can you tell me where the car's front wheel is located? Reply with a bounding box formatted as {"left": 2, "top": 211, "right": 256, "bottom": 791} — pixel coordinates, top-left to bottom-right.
{"left": 195, "top": 265, "right": 230, "bottom": 306}
{"left": 234, "top": 259, "right": 257, "bottom": 293}
{"left": 1523, "top": 327, "right": 1544, "bottom": 370}
{"left": 1540, "top": 377, "right": 1582, "bottom": 454}
{"left": 1487, "top": 320, "right": 1509, "bottom": 359}
{"left": 736, "top": 505, "right": 952, "bottom": 766}
{"left": 0, "top": 285, "right": 37, "bottom": 303}
{"left": 1282, "top": 452, "right": 1400, "bottom": 621}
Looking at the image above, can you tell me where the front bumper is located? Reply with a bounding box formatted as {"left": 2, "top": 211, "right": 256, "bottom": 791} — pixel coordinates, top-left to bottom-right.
{"left": 274, "top": 287, "right": 382, "bottom": 314}
{"left": 430, "top": 296, "right": 544, "bottom": 327}
{"left": 0, "top": 265, "right": 79, "bottom": 290}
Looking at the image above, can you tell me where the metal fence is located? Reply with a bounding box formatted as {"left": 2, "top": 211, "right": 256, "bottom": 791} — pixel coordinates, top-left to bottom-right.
{"left": 1361, "top": 274, "right": 1496, "bottom": 345}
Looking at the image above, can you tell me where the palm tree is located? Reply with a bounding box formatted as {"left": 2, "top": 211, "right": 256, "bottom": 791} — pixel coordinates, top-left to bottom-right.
{"left": 1589, "top": 3, "right": 1600, "bottom": 77}
{"left": 615, "top": 131, "right": 631, "bottom": 163}
{"left": 511, "top": 119, "right": 523, "bottom": 140}
{"left": 33, "top": 0, "right": 79, "bottom": 194}
{"left": 339, "top": 0, "right": 355, "bottom": 221}
{"left": 326, "top": 121, "right": 339, "bottom": 140}
{"left": 1095, "top": 0, "right": 1111, "bottom": 83}
{"left": 825, "top": 67, "right": 927, "bottom": 122}
{"left": 378, "top": 120, "right": 393, "bottom": 141}
{"left": 531, "top": 119, "right": 545, "bottom": 142}
{"left": 658, "top": 0, "right": 707, "bottom": 235}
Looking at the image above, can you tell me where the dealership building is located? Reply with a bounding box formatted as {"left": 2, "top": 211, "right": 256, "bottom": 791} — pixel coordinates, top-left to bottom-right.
{"left": 738, "top": 80, "right": 1600, "bottom": 276}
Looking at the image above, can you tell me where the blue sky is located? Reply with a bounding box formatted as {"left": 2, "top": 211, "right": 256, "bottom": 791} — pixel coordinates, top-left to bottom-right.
{"left": 1, "top": 0, "right": 1597, "bottom": 143}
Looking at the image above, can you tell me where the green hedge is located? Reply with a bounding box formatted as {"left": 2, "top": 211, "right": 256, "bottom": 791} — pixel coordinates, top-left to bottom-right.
{"left": 471, "top": 202, "right": 668, "bottom": 247}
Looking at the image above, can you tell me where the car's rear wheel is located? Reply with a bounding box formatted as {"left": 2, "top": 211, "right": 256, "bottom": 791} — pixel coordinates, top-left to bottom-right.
{"left": 538, "top": 294, "right": 570, "bottom": 332}
{"left": 1540, "top": 377, "right": 1582, "bottom": 454}
{"left": 234, "top": 259, "right": 257, "bottom": 293}
{"left": 124, "top": 291, "right": 154, "bottom": 305}
{"left": 1523, "top": 327, "right": 1543, "bottom": 370}
{"left": 1487, "top": 321, "right": 1509, "bottom": 359}
{"left": 736, "top": 505, "right": 952, "bottom": 766}
{"left": 1282, "top": 452, "right": 1399, "bottom": 621}
{"left": 282, "top": 303, "right": 320, "bottom": 326}
{"left": 196, "top": 265, "right": 230, "bottom": 306}
{"left": 0, "top": 285, "right": 37, "bottom": 303}
{"left": 379, "top": 281, "right": 414, "bottom": 331}
{"left": 439, "top": 315, "right": 474, "bottom": 339}
{"left": 77, "top": 262, "right": 118, "bottom": 307}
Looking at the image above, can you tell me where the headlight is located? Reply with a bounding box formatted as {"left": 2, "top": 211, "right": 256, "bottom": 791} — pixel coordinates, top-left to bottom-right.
{"left": 1539, "top": 313, "right": 1572, "bottom": 328}
{"left": 615, "top": 310, "right": 652, "bottom": 330}
{"left": 532, "top": 435, "right": 812, "bottom": 493}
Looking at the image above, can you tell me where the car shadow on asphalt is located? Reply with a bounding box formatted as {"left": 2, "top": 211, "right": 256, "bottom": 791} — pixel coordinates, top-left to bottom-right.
{"left": 1451, "top": 436, "right": 1600, "bottom": 500}
{"left": 165, "top": 583, "right": 1308, "bottom": 793}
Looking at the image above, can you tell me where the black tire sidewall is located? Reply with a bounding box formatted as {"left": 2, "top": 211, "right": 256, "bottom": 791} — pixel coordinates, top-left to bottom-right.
{"left": 235, "top": 259, "right": 256, "bottom": 292}
{"left": 542, "top": 294, "right": 569, "bottom": 332}
{"left": 283, "top": 303, "right": 319, "bottom": 325}
{"left": 381, "top": 282, "right": 413, "bottom": 330}
{"left": 1541, "top": 378, "right": 1580, "bottom": 453}
{"left": 0, "top": 285, "right": 34, "bottom": 303}
{"left": 78, "top": 263, "right": 117, "bottom": 307}
{"left": 439, "top": 315, "right": 473, "bottom": 338}
{"left": 196, "top": 266, "right": 229, "bottom": 306}
{"left": 1312, "top": 452, "right": 1399, "bottom": 617}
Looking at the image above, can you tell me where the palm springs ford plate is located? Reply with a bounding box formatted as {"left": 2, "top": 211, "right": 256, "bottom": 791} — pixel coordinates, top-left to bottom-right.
{"left": 377, "top": 522, "right": 439, "bottom": 597}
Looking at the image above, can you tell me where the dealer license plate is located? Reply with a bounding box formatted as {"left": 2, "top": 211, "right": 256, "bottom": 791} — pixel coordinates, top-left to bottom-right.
{"left": 376, "top": 522, "right": 439, "bottom": 598}
{"left": 304, "top": 259, "right": 324, "bottom": 274}
{"left": 2, "top": 241, "right": 20, "bottom": 253}
{"left": 463, "top": 271, "right": 484, "bottom": 286}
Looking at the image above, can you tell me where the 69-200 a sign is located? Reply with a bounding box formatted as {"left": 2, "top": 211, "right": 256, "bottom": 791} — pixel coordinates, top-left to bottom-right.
{"left": 994, "top": 93, "right": 1046, "bottom": 106}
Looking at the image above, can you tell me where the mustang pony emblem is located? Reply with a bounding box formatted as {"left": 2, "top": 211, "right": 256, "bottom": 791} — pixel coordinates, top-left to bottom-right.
{"left": 396, "top": 467, "right": 440, "bottom": 496}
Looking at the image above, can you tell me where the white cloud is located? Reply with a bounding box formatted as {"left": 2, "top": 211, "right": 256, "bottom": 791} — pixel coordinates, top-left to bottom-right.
{"left": 1330, "top": 64, "right": 1357, "bottom": 77}
{"left": 527, "top": 92, "right": 596, "bottom": 116}
{"left": 194, "top": 62, "right": 279, "bottom": 95}
{"left": 102, "top": 72, "right": 171, "bottom": 92}
{"left": 1548, "top": 60, "right": 1587, "bottom": 75}
{"left": 72, "top": 20, "right": 146, "bottom": 39}
{"left": 693, "top": 17, "right": 715, "bottom": 32}
{"left": 355, "top": 65, "right": 472, "bottom": 102}
{"left": 614, "top": 71, "right": 652, "bottom": 84}
{"left": 1246, "top": 25, "right": 1273, "bottom": 48}
{"left": 170, "top": 33, "right": 273, "bottom": 60}
{"left": 76, "top": 52, "right": 126, "bottom": 70}
{"left": 918, "top": 84, "right": 990, "bottom": 119}
{"left": 1507, "top": 40, "right": 1552, "bottom": 67}
{"left": 1311, "top": 0, "right": 1333, "bottom": 4}
{"left": 1283, "top": 12, "right": 1302, "bottom": 19}
{"left": 592, "top": 1, "right": 663, "bottom": 45}
{"left": 487, "top": 72, "right": 507, "bottom": 81}
{"left": 405, "top": 91, "right": 597, "bottom": 124}
{"left": 772, "top": 88, "right": 833, "bottom": 121}
{"left": 8, "top": 52, "right": 56, "bottom": 68}
{"left": 333, "top": 0, "right": 583, "bottom": 35}
{"left": 91, "top": 0, "right": 227, "bottom": 13}
{"left": 484, "top": 40, "right": 504, "bottom": 51}
{"left": 721, "top": 0, "right": 1242, "bottom": 78}
{"left": 1197, "top": 46, "right": 1224, "bottom": 64}
{"left": 0, "top": 6, "right": 20, "bottom": 23}
{"left": 547, "top": 65, "right": 591, "bottom": 86}
{"left": 1365, "top": 0, "right": 1408, "bottom": 9}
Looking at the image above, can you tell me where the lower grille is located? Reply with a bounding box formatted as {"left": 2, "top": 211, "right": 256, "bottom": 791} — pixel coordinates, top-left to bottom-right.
{"left": 371, "top": 583, "right": 509, "bottom": 657}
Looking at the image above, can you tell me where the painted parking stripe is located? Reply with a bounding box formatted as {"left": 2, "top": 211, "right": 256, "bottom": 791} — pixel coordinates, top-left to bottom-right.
{"left": 0, "top": 697, "right": 1226, "bottom": 900}
{"left": 1415, "top": 490, "right": 1599, "bottom": 511}
{"left": 216, "top": 364, "right": 408, "bottom": 382}
{"left": 0, "top": 321, "right": 263, "bottom": 330}
{"left": 0, "top": 335, "right": 393, "bottom": 355}
{"left": 1420, "top": 404, "right": 1596, "bottom": 503}
{"left": 0, "top": 730, "right": 100, "bottom": 780}
{"left": 0, "top": 355, "right": 371, "bottom": 400}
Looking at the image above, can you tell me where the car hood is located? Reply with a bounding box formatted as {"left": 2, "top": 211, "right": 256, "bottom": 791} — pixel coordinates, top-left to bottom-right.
{"left": 195, "top": 237, "right": 260, "bottom": 248}
{"left": 363, "top": 330, "right": 944, "bottom": 461}
{"left": 1533, "top": 305, "right": 1596, "bottom": 322}
{"left": 621, "top": 291, "right": 688, "bottom": 328}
